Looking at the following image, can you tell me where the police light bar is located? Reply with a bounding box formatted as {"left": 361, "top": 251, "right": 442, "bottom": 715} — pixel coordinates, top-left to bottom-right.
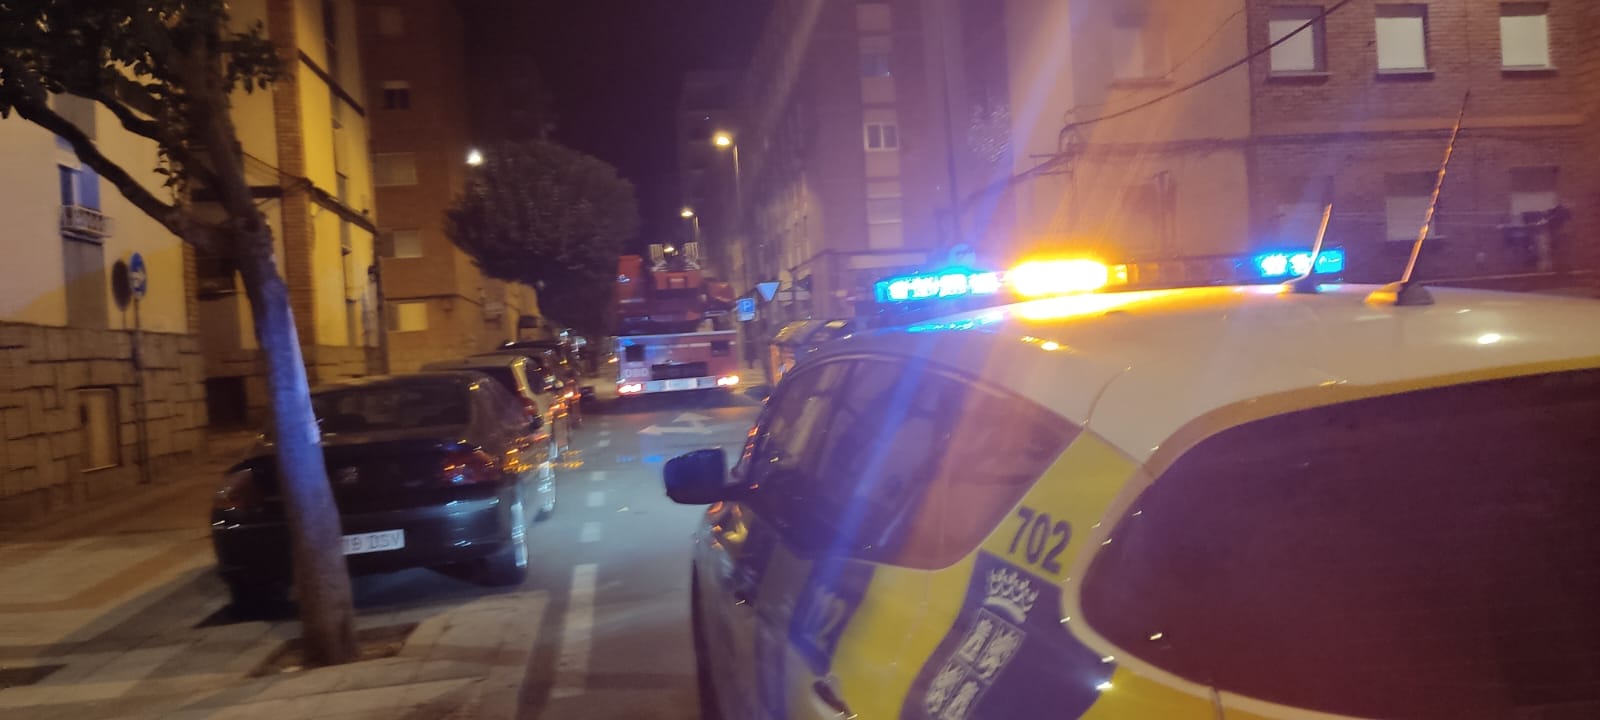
{"left": 1253, "top": 249, "right": 1346, "bottom": 279}
{"left": 1008, "top": 259, "right": 1111, "bottom": 298}
{"left": 875, "top": 269, "right": 1003, "bottom": 304}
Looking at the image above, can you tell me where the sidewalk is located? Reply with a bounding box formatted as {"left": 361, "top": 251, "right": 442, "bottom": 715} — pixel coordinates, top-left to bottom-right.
{"left": 0, "top": 431, "right": 546, "bottom": 719}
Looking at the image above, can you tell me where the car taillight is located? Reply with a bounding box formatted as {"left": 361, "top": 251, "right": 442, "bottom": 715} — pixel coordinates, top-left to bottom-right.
{"left": 214, "top": 467, "right": 265, "bottom": 512}
{"left": 440, "top": 448, "right": 498, "bottom": 486}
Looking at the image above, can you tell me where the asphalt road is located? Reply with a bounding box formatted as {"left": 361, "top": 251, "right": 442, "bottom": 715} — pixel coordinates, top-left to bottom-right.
{"left": 516, "top": 389, "right": 761, "bottom": 719}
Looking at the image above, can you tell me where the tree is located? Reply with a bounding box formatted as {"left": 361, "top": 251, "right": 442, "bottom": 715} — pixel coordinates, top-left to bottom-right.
{"left": 447, "top": 140, "right": 639, "bottom": 336}
{"left": 0, "top": 2, "right": 357, "bottom": 663}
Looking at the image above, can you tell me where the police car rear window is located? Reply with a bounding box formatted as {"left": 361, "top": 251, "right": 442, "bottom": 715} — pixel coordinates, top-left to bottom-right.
{"left": 1080, "top": 368, "right": 1600, "bottom": 719}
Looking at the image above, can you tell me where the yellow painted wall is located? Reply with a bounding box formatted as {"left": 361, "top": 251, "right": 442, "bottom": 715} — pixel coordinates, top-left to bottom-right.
{"left": 0, "top": 110, "right": 191, "bottom": 335}
{"left": 227, "top": 0, "right": 279, "bottom": 178}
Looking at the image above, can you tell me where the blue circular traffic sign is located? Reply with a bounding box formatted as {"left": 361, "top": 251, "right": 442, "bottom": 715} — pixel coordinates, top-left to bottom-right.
{"left": 128, "top": 253, "right": 148, "bottom": 300}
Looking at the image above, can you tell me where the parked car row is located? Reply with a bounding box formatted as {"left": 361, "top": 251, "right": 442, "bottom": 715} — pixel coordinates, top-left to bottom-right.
{"left": 210, "top": 346, "right": 584, "bottom": 612}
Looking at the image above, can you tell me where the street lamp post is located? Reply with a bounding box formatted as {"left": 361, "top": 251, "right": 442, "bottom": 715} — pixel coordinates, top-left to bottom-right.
{"left": 681, "top": 207, "right": 702, "bottom": 247}
{"left": 713, "top": 131, "right": 742, "bottom": 217}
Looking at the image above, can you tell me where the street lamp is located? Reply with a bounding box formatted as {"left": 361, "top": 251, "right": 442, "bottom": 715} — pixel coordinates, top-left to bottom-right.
{"left": 713, "top": 131, "right": 734, "bottom": 148}
{"left": 466, "top": 148, "right": 484, "bottom": 166}
{"left": 680, "top": 208, "right": 702, "bottom": 248}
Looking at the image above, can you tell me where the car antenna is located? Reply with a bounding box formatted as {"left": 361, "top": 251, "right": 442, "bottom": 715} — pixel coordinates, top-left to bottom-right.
{"left": 1368, "top": 91, "right": 1470, "bottom": 307}
{"left": 1288, "top": 203, "right": 1334, "bottom": 294}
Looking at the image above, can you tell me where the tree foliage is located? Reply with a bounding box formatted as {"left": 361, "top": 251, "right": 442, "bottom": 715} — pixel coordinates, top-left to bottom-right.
{"left": 448, "top": 139, "right": 639, "bottom": 336}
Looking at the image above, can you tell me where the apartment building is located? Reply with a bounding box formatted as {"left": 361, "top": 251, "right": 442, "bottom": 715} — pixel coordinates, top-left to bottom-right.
{"left": 1000, "top": 0, "right": 1597, "bottom": 287}
{"left": 196, "top": 0, "right": 383, "bottom": 425}
{"left": 357, "top": 0, "right": 542, "bottom": 374}
{"left": 0, "top": 99, "right": 207, "bottom": 522}
{"left": 737, "top": 0, "right": 963, "bottom": 323}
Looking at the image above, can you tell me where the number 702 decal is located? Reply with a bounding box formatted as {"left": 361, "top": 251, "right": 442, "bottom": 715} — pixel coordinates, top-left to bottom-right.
{"left": 1007, "top": 506, "right": 1070, "bottom": 574}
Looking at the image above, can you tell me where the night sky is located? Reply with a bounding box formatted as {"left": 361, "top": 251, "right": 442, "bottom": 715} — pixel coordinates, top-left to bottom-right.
{"left": 463, "top": 0, "right": 771, "bottom": 248}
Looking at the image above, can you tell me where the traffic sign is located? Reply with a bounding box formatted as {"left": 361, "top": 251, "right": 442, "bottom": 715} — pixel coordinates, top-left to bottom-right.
{"left": 737, "top": 297, "right": 757, "bottom": 322}
{"left": 128, "top": 252, "right": 148, "bottom": 300}
{"left": 756, "top": 282, "right": 780, "bottom": 302}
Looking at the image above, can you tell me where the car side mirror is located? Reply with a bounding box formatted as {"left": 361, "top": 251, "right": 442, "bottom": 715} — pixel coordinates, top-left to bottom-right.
{"left": 744, "top": 385, "right": 773, "bottom": 402}
{"left": 664, "top": 448, "right": 737, "bottom": 505}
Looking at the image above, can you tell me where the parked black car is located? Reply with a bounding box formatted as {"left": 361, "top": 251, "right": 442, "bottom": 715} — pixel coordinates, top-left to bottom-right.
{"left": 210, "top": 372, "right": 555, "bottom": 610}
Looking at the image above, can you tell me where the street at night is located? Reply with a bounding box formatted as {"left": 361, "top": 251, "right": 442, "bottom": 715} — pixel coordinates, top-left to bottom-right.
{"left": 6, "top": 0, "right": 1600, "bottom": 718}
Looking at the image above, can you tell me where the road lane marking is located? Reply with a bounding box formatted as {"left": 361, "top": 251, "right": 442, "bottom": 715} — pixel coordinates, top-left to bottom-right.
{"left": 599, "top": 429, "right": 612, "bottom": 437}
{"left": 579, "top": 522, "right": 602, "bottom": 543}
{"left": 589, "top": 470, "right": 607, "bottom": 483}
{"left": 550, "top": 563, "right": 597, "bottom": 699}
{"left": 586, "top": 491, "right": 605, "bottom": 508}
{"left": 595, "top": 439, "right": 611, "bottom": 449}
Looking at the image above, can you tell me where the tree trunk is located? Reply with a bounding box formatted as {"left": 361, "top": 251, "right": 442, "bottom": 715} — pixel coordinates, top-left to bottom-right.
{"left": 236, "top": 226, "right": 359, "bottom": 666}
{"left": 168, "top": 36, "right": 359, "bottom": 666}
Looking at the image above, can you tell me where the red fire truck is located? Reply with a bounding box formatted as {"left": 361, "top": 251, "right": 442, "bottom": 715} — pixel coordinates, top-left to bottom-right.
{"left": 613, "top": 243, "right": 740, "bottom": 396}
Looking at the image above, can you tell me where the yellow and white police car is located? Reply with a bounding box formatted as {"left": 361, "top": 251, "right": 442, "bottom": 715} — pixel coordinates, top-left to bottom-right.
{"left": 663, "top": 259, "right": 1600, "bottom": 720}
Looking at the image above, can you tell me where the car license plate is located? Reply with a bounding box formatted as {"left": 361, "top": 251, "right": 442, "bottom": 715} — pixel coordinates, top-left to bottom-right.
{"left": 342, "top": 530, "right": 405, "bottom": 556}
{"left": 666, "top": 379, "right": 694, "bottom": 391}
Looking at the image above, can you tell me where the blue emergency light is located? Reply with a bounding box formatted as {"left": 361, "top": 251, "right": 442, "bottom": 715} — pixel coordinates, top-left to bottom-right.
{"left": 874, "top": 268, "right": 1003, "bottom": 304}
{"left": 1252, "top": 248, "right": 1345, "bottom": 279}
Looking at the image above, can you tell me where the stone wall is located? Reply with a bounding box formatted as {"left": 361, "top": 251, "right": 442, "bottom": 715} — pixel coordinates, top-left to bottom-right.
{"left": 0, "top": 323, "right": 207, "bottom": 524}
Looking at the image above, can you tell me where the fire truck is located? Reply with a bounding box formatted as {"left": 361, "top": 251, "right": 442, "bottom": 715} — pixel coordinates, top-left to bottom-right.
{"left": 613, "top": 243, "right": 740, "bottom": 396}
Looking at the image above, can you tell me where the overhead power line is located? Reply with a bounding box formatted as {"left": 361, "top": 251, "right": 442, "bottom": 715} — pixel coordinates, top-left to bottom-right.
{"left": 1056, "top": 0, "right": 1356, "bottom": 139}
{"left": 959, "top": 0, "right": 1358, "bottom": 213}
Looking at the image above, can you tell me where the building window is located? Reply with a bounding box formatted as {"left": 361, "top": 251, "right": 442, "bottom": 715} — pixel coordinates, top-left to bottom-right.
{"left": 864, "top": 122, "right": 900, "bottom": 151}
{"left": 1268, "top": 7, "right": 1327, "bottom": 74}
{"left": 52, "top": 94, "right": 97, "bottom": 138}
{"left": 1375, "top": 5, "right": 1429, "bottom": 72}
{"left": 374, "top": 152, "right": 418, "bottom": 186}
{"left": 1112, "top": 5, "right": 1164, "bottom": 80}
{"left": 1510, "top": 166, "right": 1558, "bottom": 223}
{"left": 322, "top": 0, "right": 340, "bottom": 78}
{"left": 1500, "top": 3, "right": 1552, "bottom": 69}
{"left": 388, "top": 301, "right": 428, "bottom": 332}
{"left": 1385, "top": 172, "right": 1438, "bottom": 242}
{"left": 1276, "top": 176, "right": 1334, "bottom": 238}
{"left": 389, "top": 229, "right": 423, "bottom": 259}
{"left": 377, "top": 7, "right": 404, "bottom": 37}
{"left": 860, "top": 35, "right": 892, "bottom": 77}
{"left": 866, "top": 197, "right": 903, "bottom": 225}
{"left": 60, "top": 163, "right": 108, "bottom": 328}
{"left": 63, "top": 237, "right": 108, "bottom": 328}
{"left": 78, "top": 388, "right": 119, "bottom": 471}
{"left": 58, "top": 164, "right": 100, "bottom": 210}
{"left": 382, "top": 81, "right": 411, "bottom": 110}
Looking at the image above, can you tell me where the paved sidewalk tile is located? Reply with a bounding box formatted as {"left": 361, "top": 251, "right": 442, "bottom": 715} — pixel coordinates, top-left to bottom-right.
{"left": 0, "top": 430, "right": 548, "bottom": 720}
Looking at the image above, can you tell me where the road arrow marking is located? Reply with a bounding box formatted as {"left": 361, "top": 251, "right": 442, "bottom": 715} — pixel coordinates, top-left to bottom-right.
{"left": 639, "top": 411, "right": 717, "bottom": 436}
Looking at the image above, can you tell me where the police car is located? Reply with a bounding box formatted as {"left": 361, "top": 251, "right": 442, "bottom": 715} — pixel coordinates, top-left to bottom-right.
{"left": 662, "top": 256, "right": 1600, "bottom": 720}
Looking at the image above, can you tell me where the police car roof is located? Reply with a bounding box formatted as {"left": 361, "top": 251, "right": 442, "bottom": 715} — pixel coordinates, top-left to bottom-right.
{"left": 817, "top": 284, "right": 1600, "bottom": 464}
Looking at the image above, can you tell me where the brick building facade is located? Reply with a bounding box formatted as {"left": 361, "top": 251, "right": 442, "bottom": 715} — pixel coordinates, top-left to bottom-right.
{"left": 990, "top": 0, "right": 1598, "bottom": 290}
{"left": 359, "top": 0, "right": 542, "bottom": 374}
{"left": 1248, "top": 0, "right": 1593, "bottom": 284}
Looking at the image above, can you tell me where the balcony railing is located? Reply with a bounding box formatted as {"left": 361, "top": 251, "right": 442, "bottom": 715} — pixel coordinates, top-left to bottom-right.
{"left": 60, "top": 205, "right": 112, "bottom": 238}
